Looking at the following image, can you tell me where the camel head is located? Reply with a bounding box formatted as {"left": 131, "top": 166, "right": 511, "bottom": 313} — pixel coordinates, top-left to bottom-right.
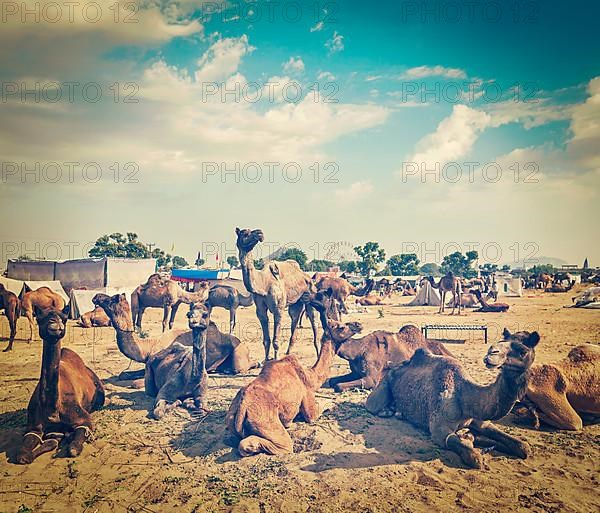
{"left": 235, "top": 227, "right": 264, "bottom": 253}
{"left": 326, "top": 319, "right": 362, "bottom": 349}
{"left": 37, "top": 308, "right": 67, "bottom": 342}
{"left": 484, "top": 328, "right": 540, "bottom": 371}
{"left": 93, "top": 293, "right": 134, "bottom": 331}
{"left": 187, "top": 301, "right": 210, "bottom": 331}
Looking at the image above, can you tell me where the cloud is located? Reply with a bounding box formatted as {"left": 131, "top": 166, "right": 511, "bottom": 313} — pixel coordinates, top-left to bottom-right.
{"left": 335, "top": 181, "right": 374, "bottom": 202}
{"left": 310, "top": 21, "right": 324, "bottom": 32}
{"left": 194, "top": 35, "right": 255, "bottom": 83}
{"left": 325, "top": 31, "right": 344, "bottom": 54}
{"left": 317, "top": 71, "right": 336, "bottom": 81}
{"left": 283, "top": 57, "right": 305, "bottom": 75}
{"left": 567, "top": 76, "right": 600, "bottom": 172}
{"left": 401, "top": 66, "right": 467, "bottom": 80}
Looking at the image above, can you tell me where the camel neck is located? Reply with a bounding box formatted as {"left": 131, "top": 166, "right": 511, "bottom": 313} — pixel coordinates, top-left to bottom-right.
{"left": 309, "top": 338, "right": 337, "bottom": 389}
{"left": 39, "top": 337, "right": 62, "bottom": 413}
{"left": 113, "top": 325, "right": 147, "bottom": 363}
{"left": 239, "top": 250, "right": 267, "bottom": 296}
{"left": 191, "top": 328, "right": 207, "bottom": 379}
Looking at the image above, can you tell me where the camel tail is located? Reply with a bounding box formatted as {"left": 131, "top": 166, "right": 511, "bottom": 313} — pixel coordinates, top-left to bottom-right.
{"left": 238, "top": 292, "right": 254, "bottom": 307}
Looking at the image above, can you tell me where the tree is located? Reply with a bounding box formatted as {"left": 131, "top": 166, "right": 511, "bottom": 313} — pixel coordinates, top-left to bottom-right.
{"left": 151, "top": 248, "right": 172, "bottom": 269}
{"left": 376, "top": 266, "right": 391, "bottom": 276}
{"left": 440, "top": 251, "right": 479, "bottom": 278}
{"left": 172, "top": 256, "right": 188, "bottom": 269}
{"left": 354, "top": 242, "right": 386, "bottom": 277}
{"left": 308, "top": 259, "right": 334, "bottom": 272}
{"left": 276, "top": 248, "right": 307, "bottom": 270}
{"left": 501, "top": 264, "right": 511, "bottom": 272}
{"left": 528, "top": 264, "right": 555, "bottom": 275}
{"left": 338, "top": 260, "right": 358, "bottom": 274}
{"left": 420, "top": 262, "right": 441, "bottom": 276}
{"left": 89, "top": 232, "right": 150, "bottom": 258}
{"left": 480, "top": 263, "right": 498, "bottom": 273}
{"left": 254, "top": 258, "right": 265, "bottom": 270}
{"left": 226, "top": 256, "right": 239, "bottom": 269}
{"left": 387, "top": 253, "right": 420, "bottom": 276}
{"left": 195, "top": 257, "right": 205, "bottom": 267}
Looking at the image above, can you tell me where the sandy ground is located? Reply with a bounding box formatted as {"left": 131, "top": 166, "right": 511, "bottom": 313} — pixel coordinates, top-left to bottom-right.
{"left": 0, "top": 286, "right": 599, "bottom": 513}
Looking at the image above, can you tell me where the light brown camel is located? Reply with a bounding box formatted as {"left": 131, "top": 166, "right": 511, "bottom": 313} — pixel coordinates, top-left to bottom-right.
{"left": 355, "top": 292, "right": 392, "bottom": 306}
{"left": 448, "top": 290, "right": 480, "bottom": 308}
{"left": 225, "top": 318, "right": 362, "bottom": 456}
{"left": 93, "top": 293, "right": 257, "bottom": 379}
{"left": 144, "top": 302, "right": 211, "bottom": 419}
{"left": 236, "top": 228, "right": 318, "bottom": 360}
{"left": 130, "top": 274, "right": 210, "bottom": 331}
{"left": 17, "top": 309, "right": 105, "bottom": 464}
{"left": 0, "top": 284, "right": 20, "bottom": 351}
{"left": 21, "top": 287, "right": 66, "bottom": 343}
{"left": 471, "top": 289, "right": 510, "bottom": 312}
{"left": 486, "top": 335, "right": 600, "bottom": 430}
{"left": 427, "top": 273, "right": 462, "bottom": 315}
{"left": 207, "top": 284, "right": 254, "bottom": 334}
{"left": 314, "top": 276, "right": 374, "bottom": 316}
{"left": 535, "top": 273, "right": 553, "bottom": 289}
{"left": 366, "top": 329, "right": 539, "bottom": 468}
{"left": 77, "top": 306, "right": 111, "bottom": 328}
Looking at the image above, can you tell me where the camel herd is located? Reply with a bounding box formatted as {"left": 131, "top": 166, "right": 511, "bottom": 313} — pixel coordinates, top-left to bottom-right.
{"left": 2, "top": 227, "right": 599, "bottom": 471}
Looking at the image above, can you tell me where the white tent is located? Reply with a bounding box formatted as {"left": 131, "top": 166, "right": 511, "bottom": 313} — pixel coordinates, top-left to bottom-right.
{"left": 0, "top": 276, "right": 24, "bottom": 296}
{"left": 494, "top": 273, "right": 523, "bottom": 297}
{"left": 23, "top": 280, "right": 69, "bottom": 304}
{"left": 68, "top": 287, "right": 135, "bottom": 319}
{"left": 407, "top": 280, "right": 442, "bottom": 306}
{"left": 106, "top": 258, "right": 156, "bottom": 288}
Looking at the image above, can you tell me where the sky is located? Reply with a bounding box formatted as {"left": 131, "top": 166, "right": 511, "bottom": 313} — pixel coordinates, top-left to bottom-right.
{"left": 1, "top": 0, "right": 599, "bottom": 269}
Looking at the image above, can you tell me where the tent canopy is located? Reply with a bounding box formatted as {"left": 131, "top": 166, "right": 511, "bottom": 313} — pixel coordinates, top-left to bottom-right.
{"left": 407, "top": 280, "right": 442, "bottom": 306}
{"left": 68, "top": 287, "right": 134, "bottom": 319}
{"left": 23, "top": 280, "right": 69, "bottom": 304}
{"left": 0, "top": 276, "right": 24, "bottom": 296}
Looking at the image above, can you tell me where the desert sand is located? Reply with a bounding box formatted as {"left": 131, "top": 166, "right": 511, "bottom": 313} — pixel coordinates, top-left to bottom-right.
{"left": 0, "top": 286, "right": 599, "bottom": 513}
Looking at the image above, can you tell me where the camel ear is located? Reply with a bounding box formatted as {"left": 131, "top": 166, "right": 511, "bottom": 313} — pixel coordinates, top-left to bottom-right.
{"left": 235, "top": 227, "right": 241, "bottom": 235}
{"left": 524, "top": 331, "right": 540, "bottom": 348}
{"left": 502, "top": 328, "right": 511, "bottom": 339}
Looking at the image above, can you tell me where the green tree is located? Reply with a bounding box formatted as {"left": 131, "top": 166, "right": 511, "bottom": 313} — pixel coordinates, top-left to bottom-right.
{"left": 338, "top": 260, "right": 358, "bottom": 274}
{"left": 276, "top": 248, "right": 307, "bottom": 270}
{"left": 440, "top": 251, "right": 479, "bottom": 279}
{"left": 528, "top": 264, "right": 555, "bottom": 275}
{"left": 254, "top": 258, "right": 265, "bottom": 270}
{"left": 420, "top": 262, "right": 441, "bottom": 276}
{"left": 151, "top": 248, "right": 172, "bottom": 269}
{"left": 501, "top": 264, "right": 511, "bottom": 272}
{"left": 354, "top": 242, "right": 386, "bottom": 277}
{"left": 89, "top": 232, "right": 150, "bottom": 258}
{"left": 387, "top": 253, "right": 420, "bottom": 276}
{"left": 172, "top": 256, "right": 188, "bottom": 269}
{"left": 308, "top": 259, "right": 334, "bottom": 272}
{"left": 226, "top": 256, "right": 239, "bottom": 268}
{"left": 480, "top": 263, "right": 498, "bottom": 273}
{"left": 195, "top": 257, "right": 205, "bottom": 267}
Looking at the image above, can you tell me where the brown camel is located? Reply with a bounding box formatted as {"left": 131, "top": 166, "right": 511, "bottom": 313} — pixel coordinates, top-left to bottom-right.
{"left": 236, "top": 228, "right": 318, "bottom": 360}
{"left": 471, "top": 289, "right": 510, "bottom": 312}
{"left": 17, "top": 309, "right": 105, "bottom": 464}
{"left": 207, "top": 284, "right": 254, "bottom": 334}
{"left": 93, "top": 293, "right": 257, "bottom": 379}
{"left": 448, "top": 290, "right": 481, "bottom": 308}
{"left": 21, "top": 287, "right": 66, "bottom": 343}
{"left": 315, "top": 276, "right": 374, "bottom": 316}
{"left": 535, "top": 273, "right": 553, "bottom": 289}
{"left": 77, "top": 306, "right": 111, "bottom": 328}
{"left": 130, "top": 274, "right": 210, "bottom": 332}
{"left": 144, "top": 302, "right": 211, "bottom": 419}
{"left": 366, "top": 329, "right": 539, "bottom": 468}
{"left": 355, "top": 292, "right": 392, "bottom": 306}
{"left": 486, "top": 335, "right": 600, "bottom": 430}
{"left": 427, "top": 274, "right": 462, "bottom": 315}
{"left": 225, "top": 318, "right": 363, "bottom": 456}
{"left": 0, "top": 284, "right": 20, "bottom": 351}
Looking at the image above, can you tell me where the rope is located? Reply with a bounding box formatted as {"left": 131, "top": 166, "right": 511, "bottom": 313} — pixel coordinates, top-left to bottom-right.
{"left": 24, "top": 432, "right": 44, "bottom": 444}
{"left": 74, "top": 425, "right": 93, "bottom": 440}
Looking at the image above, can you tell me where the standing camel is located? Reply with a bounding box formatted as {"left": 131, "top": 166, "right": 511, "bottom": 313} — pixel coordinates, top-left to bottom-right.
{"left": 236, "top": 227, "right": 318, "bottom": 361}
{"left": 314, "top": 276, "right": 374, "bottom": 317}
{"left": 427, "top": 273, "right": 463, "bottom": 315}
{"left": 130, "top": 274, "right": 209, "bottom": 332}
{"left": 17, "top": 309, "right": 105, "bottom": 463}
{"left": 21, "top": 287, "right": 66, "bottom": 342}
{"left": 207, "top": 284, "right": 254, "bottom": 334}
{"left": 0, "top": 284, "right": 19, "bottom": 351}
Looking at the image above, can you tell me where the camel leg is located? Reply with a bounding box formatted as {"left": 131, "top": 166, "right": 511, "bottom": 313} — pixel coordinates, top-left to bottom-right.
{"left": 228, "top": 344, "right": 259, "bottom": 374}
{"left": 169, "top": 301, "right": 181, "bottom": 330}
{"left": 470, "top": 420, "right": 530, "bottom": 459}
{"left": 162, "top": 305, "right": 170, "bottom": 332}
{"left": 365, "top": 376, "right": 394, "bottom": 417}
{"left": 328, "top": 372, "right": 360, "bottom": 390}
{"left": 451, "top": 292, "right": 457, "bottom": 315}
{"left": 339, "top": 298, "right": 349, "bottom": 315}
{"left": 286, "top": 302, "right": 304, "bottom": 356}
{"left": 300, "top": 392, "right": 320, "bottom": 423}
{"left": 334, "top": 375, "right": 377, "bottom": 392}
{"left": 24, "top": 310, "right": 35, "bottom": 342}
{"left": 272, "top": 309, "right": 283, "bottom": 360}
{"left": 525, "top": 390, "right": 583, "bottom": 431}
{"left": 305, "top": 305, "right": 319, "bottom": 357}
{"left": 4, "top": 315, "right": 16, "bottom": 351}
{"left": 67, "top": 417, "right": 93, "bottom": 458}
{"left": 297, "top": 309, "right": 305, "bottom": 328}
{"left": 238, "top": 421, "right": 293, "bottom": 457}
{"left": 152, "top": 377, "right": 185, "bottom": 419}
{"left": 17, "top": 430, "right": 58, "bottom": 464}
{"left": 431, "top": 423, "right": 482, "bottom": 469}
{"left": 255, "top": 300, "right": 271, "bottom": 361}
{"left": 229, "top": 307, "right": 236, "bottom": 334}
{"left": 439, "top": 291, "right": 445, "bottom": 313}
{"left": 136, "top": 307, "right": 146, "bottom": 331}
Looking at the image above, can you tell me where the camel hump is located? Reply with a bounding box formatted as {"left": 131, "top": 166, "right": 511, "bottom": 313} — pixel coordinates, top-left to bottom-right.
{"left": 530, "top": 365, "right": 567, "bottom": 393}
{"left": 567, "top": 344, "right": 600, "bottom": 364}
{"left": 268, "top": 262, "right": 281, "bottom": 278}
{"left": 410, "top": 348, "right": 434, "bottom": 365}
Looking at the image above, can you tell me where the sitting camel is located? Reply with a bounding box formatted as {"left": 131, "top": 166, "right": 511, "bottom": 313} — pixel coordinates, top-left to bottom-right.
{"left": 78, "top": 306, "right": 111, "bottom": 328}
{"left": 17, "top": 309, "right": 105, "bottom": 463}
{"left": 207, "top": 284, "right": 254, "bottom": 334}
{"left": 21, "top": 286, "right": 66, "bottom": 343}
{"left": 471, "top": 289, "right": 510, "bottom": 312}
{"left": 93, "top": 293, "right": 257, "bottom": 379}
{"left": 131, "top": 274, "right": 210, "bottom": 332}
{"left": 225, "top": 318, "right": 362, "bottom": 456}
{"left": 427, "top": 274, "right": 462, "bottom": 315}
{"left": 366, "top": 329, "right": 539, "bottom": 468}
{"left": 355, "top": 292, "right": 392, "bottom": 306}
{"left": 144, "top": 302, "right": 211, "bottom": 419}
{"left": 485, "top": 335, "right": 600, "bottom": 430}
{"left": 572, "top": 287, "right": 600, "bottom": 307}
{"left": 0, "top": 284, "right": 19, "bottom": 351}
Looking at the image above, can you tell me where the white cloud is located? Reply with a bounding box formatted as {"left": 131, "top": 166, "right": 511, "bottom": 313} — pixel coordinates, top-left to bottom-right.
{"left": 310, "top": 21, "right": 324, "bottom": 32}
{"left": 325, "top": 31, "right": 344, "bottom": 54}
{"left": 401, "top": 66, "right": 467, "bottom": 80}
{"left": 335, "top": 181, "right": 374, "bottom": 202}
{"left": 194, "top": 35, "right": 254, "bottom": 83}
{"left": 317, "top": 71, "right": 336, "bottom": 81}
{"left": 283, "top": 57, "right": 305, "bottom": 75}
{"left": 366, "top": 75, "right": 383, "bottom": 82}
{"left": 567, "top": 76, "right": 600, "bottom": 172}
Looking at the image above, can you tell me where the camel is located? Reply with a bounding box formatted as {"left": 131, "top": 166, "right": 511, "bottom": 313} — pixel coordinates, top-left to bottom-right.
{"left": 207, "top": 284, "right": 254, "bottom": 334}
{"left": 225, "top": 318, "right": 363, "bottom": 456}
{"left": 448, "top": 290, "right": 481, "bottom": 308}
{"left": 130, "top": 274, "right": 210, "bottom": 332}
{"left": 553, "top": 272, "right": 575, "bottom": 288}
{"left": 17, "top": 309, "right": 105, "bottom": 464}
{"left": 315, "top": 276, "right": 374, "bottom": 316}
{"left": 535, "top": 273, "right": 553, "bottom": 289}
{"left": 21, "top": 287, "right": 66, "bottom": 343}
{"left": 77, "top": 306, "right": 111, "bottom": 328}
{"left": 572, "top": 287, "right": 600, "bottom": 307}
{"left": 236, "top": 227, "right": 318, "bottom": 360}
{"left": 144, "top": 302, "right": 211, "bottom": 419}
{"left": 471, "top": 289, "right": 510, "bottom": 313}
{"left": 427, "top": 274, "right": 462, "bottom": 315}
{"left": 355, "top": 292, "right": 392, "bottom": 306}
{"left": 93, "top": 293, "right": 257, "bottom": 378}
{"left": 366, "top": 329, "right": 539, "bottom": 468}
{"left": 0, "top": 284, "right": 19, "bottom": 351}
{"left": 485, "top": 337, "right": 600, "bottom": 430}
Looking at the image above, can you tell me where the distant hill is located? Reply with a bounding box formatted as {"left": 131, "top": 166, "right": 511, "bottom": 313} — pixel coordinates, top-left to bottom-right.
{"left": 504, "top": 256, "right": 570, "bottom": 270}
